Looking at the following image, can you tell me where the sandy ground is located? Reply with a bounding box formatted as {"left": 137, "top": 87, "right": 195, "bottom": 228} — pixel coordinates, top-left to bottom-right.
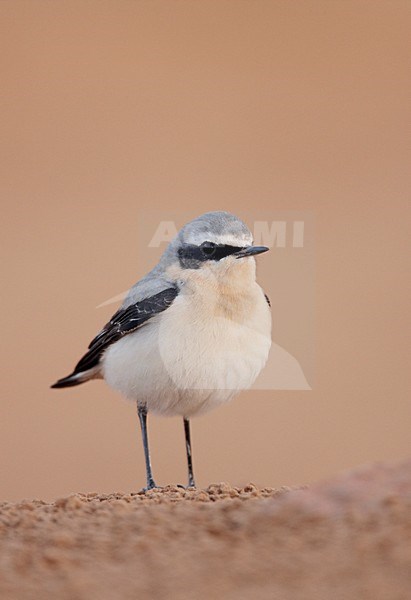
{"left": 1, "top": 461, "right": 411, "bottom": 600}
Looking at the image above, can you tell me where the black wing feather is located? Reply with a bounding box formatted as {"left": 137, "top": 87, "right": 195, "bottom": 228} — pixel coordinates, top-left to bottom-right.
{"left": 76, "top": 287, "right": 178, "bottom": 372}
{"left": 52, "top": 287, "right": 178, "bottom": 387}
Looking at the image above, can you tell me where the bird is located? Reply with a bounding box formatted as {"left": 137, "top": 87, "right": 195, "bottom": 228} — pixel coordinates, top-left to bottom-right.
{"left": 51, "top": 211, "right": 272, "bottom": 490}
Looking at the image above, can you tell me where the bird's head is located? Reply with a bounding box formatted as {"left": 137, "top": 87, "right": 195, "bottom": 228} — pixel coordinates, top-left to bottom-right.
{"left": 164, "top": 211, "right": 269, "bottom": 286}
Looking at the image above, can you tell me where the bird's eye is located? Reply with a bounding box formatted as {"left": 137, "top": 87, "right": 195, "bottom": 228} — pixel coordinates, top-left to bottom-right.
{"left": 200, "top": 241, "right": 216, "bottom": 256}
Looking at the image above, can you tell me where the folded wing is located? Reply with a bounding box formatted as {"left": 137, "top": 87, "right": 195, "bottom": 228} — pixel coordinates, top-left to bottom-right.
{"left": 51, "top": 287, "right": 178, "bottom": 388}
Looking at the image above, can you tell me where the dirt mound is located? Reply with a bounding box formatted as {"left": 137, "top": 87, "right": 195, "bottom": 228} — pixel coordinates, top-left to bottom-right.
{"left": 1, "top": 462, "right": 411, "bottom": 599}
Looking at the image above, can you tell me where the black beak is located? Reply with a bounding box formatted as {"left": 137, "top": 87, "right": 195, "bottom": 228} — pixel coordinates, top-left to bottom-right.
{"left": 234, "top": 245, "right": 270, "bottom": 259}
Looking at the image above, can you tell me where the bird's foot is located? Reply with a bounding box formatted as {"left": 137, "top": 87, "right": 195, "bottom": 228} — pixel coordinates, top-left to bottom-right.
{"left": 139, "top": 480, "right": 161, "bottom": 493}
{"left": 176, "top": 481, "right": 197, "bottom": 490}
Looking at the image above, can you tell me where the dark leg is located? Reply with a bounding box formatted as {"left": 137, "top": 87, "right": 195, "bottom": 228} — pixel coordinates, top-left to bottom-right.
{"left": 183, "top": 418, "right": 196, "bottom": 488}
{"left": 137, "top": 404, "right": 157, "bottom": 490}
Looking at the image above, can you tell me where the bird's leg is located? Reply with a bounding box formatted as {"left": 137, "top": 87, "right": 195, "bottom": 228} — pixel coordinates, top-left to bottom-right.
{"left": 137, "top": 404, "right": 157, "bottom": 490}
{"left": 183, "top": 418, "right": 196, "bottom": 488}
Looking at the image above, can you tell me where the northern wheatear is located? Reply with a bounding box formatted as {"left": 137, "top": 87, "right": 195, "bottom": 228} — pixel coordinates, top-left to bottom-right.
{"left": 52, "top": 211, "right": 271, "bottom": 489}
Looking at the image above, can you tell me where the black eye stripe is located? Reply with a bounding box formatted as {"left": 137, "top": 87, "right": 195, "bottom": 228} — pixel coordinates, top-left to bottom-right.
{"left": 178, "top": 243, "right": 244, "bottom": 268}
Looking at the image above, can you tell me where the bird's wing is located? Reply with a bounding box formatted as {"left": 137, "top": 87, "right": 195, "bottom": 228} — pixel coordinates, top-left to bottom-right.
{"left": 52, "top": 287, "right": 178, "bottom": 387}
{"left": 78, "top": 286, "right": 178, "bottom": 372}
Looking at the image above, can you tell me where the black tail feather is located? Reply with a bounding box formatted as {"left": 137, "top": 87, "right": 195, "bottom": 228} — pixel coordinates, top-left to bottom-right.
{"left": 51, "top": 373, "right": 85, "bottom": 389}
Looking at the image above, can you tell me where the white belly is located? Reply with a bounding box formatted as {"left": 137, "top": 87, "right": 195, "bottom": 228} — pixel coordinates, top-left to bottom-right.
{"left": 102, "top": 283, "right": 271, "bottom": 418}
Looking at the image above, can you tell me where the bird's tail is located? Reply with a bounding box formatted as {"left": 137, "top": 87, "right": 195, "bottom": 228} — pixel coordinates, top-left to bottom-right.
{"left": 51, "top": 367, "right": 100, "bottom": 389}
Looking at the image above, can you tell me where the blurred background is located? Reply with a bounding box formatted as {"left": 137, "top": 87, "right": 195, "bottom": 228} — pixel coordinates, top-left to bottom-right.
{"left": 0, "top": 1, "right": 409, "bottom": 501}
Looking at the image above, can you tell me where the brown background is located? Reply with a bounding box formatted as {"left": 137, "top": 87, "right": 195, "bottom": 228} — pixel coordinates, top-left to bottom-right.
{"left": 0, "top": 1, "right": 409, "bottom": 502}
